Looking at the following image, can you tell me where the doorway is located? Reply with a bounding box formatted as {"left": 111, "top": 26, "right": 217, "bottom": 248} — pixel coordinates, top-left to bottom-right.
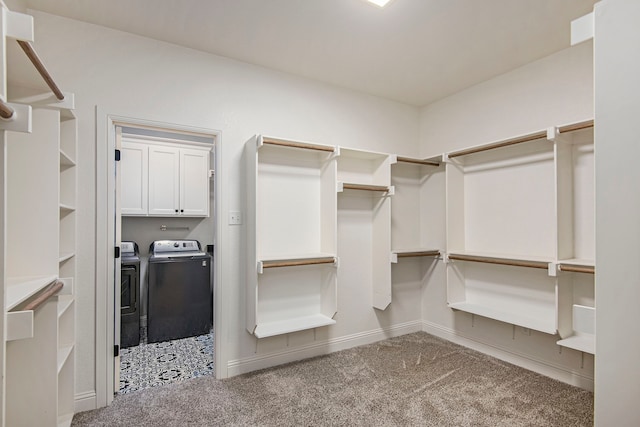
{"left": 116, "top": 125, "right": 216, "bottom": 394}
{"left": 97, "top": 111, "right": 222, "bottom": 406}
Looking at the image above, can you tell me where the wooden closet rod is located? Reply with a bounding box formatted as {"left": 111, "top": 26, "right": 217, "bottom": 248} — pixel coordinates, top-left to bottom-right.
{"left": 0, "top": 99, "right": 15, "bottom": 119}
{"left": 558, "top": 264, "right": 595, "bottom": 274}
{"left": 448, "top": 130, "right": 548, "bottom": 159}
{"left": 23, "top": 280, "right": 64, "bottom": 311}
{"left": 448, "top": 253, "right": 549, "bottom": 270}
{"left": 262, "top": 257, "right": 336, "bottom": 269}
{"left": 262, "top": 137, "right": 334, "bottom": 153}
{"left": 396, "top": 250, "right": 440, "bottom": 258}
{"left": 17, "top": 40, "right": 65, "bottom": 101}
{"left": 342, "top": 183, "right": 389, "bottom": 192}
{"left": 558, "top": 119, "right": 594, "bottom": 134}
{"left": 396, "top": 156, "right": 440, "bottom": 166}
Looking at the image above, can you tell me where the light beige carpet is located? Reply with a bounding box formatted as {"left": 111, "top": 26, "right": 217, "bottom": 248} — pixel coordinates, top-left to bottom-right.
{"left": 72, "top": 332, "right": 593, "bottom": 426}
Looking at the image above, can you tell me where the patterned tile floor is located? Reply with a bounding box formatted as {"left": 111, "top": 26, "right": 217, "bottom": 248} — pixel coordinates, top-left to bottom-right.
{"left": 119, "top": 332, "right": 214, "bottom": 394}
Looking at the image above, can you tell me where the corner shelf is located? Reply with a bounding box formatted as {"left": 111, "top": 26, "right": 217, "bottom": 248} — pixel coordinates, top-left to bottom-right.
{"left": 444, "top": 119, "right": 594, "bottom": 337}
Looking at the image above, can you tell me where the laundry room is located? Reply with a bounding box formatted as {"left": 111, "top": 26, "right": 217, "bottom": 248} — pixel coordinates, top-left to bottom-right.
{"left": 118, "top": 125, "right": 216, "bottom": 393}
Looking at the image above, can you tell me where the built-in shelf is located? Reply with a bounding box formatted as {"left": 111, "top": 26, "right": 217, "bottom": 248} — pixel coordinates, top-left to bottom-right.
{"left": 57, "top": 345, "right": 73, "bottom": 374}
{"left": 557, "top": 334, "right": 595, "bottom": 354}
{"left": 59, "top": 203, "right": 76, "bottom": 213}
{"left": 253, "top": 314, "right": 337, "bottom": 339}
{"left": 247, "top": 134, "right": 338, "bottom": 336}
{"left": 449, "top": 302, "right": 557, "bottom": 335}
{"left": 5, "top": 275, "right": 58, "bottom": 311}
{"left": 57, "top": 295, "right": 73, "bottom": 318}
{"left": 59, "top": 149, "right": 75, "bottom": 167}
{"left": 58, "top": 253, "right": 75, "bottom": 264}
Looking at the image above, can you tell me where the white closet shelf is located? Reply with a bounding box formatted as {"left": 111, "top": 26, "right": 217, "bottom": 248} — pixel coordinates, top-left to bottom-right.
{"left": 57, "top": 345, "right": 73, "bottom": 374}
{"left": 58, "top": 253, "right": 75, "bottom": 263}
{"left": 5, "top": 275, "right": 58, "bottom": 311}
{"left": 449, "top": 302, "right": 557, "bottom": 334}
{"left": 59, "top": 149, "right": 75, "bottom": 167}
{"left": 557, "top": 334, "right": 595, "bottom": 354}
{"left": 447, "top": 252, "right": 553, "bottom": 270}
{"left": 57, "top": 295, "right": 73, "bottom": 318}
{"left": 59, "top": 203, "right": 76, "bottom": 213}
{"left": 254, "top": 314, "right": 336, "bottom": 338}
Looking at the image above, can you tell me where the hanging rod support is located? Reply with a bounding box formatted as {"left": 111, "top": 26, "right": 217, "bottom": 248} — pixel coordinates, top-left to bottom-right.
{"left": 0, "top": 99, "right": 15, "bottom": 119}
{"left": 17, "top": 40, "right": 65, "bottom": 101}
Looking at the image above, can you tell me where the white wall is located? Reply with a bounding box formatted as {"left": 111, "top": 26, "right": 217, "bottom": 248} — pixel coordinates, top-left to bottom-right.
{"left": 420, "top": 42, "right": 593, "bottom": 158}
{"left": 15, "top": 11, "right": 420, "bottom": 406}
{"left": 594, "top": 1, "right": 640, "bottom": 425}
{"left": 419, "top": 42, "right": 595, "bottom": 389}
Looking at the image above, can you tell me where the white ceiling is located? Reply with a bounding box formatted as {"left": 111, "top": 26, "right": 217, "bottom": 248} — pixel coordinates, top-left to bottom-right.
{"left": 23, "top": 0, "right": 595, "bottom": 106}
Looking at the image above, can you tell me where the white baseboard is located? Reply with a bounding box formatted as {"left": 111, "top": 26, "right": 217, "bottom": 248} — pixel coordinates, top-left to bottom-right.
{"left": 74, "top": 390, "right": 97, "bottom": 413}
{"left": 227, "top": 320, "right": 423, "bottom": 377}
{"left": 422, "top": 320, "right": 594, "bottom": 391}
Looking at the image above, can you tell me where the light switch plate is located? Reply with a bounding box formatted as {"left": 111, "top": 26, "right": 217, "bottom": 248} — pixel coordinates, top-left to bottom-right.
{"left": 229, "top": 211, "right": 242, "bottom": 225}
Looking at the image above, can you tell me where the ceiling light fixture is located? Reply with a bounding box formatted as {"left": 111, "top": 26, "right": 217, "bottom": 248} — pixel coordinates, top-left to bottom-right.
{"left": 365, "top": 0, "right": 394, "bottom": 8}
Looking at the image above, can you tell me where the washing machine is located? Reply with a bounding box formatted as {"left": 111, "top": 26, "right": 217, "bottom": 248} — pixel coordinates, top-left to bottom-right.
{"left": 121, "top": 241, "right": 140, "bottom": 348}
{"left": 147, "top": 239, "right": 212, "bottom": 343}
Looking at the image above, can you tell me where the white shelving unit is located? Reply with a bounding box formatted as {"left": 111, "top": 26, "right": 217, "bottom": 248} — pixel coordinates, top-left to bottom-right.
{"left": 553, "top": 122, "right": 595, "bottom": 354}
{"left": 337, "top": 148, "right": 394, "bottom": 310}
{"left": 390, "top": 156, "right": 442, "bottom": 264}
{"left": 444, "top": 120, "right": 595, "bottom": 341}
{"left": 246, "top": 135, "right": 339, "bottom": 338}
{"left": 3, "top": 103, "right": 77, "bottom": 426}
{"left": 0, "top": 7, "right": 78, "bottom": 422}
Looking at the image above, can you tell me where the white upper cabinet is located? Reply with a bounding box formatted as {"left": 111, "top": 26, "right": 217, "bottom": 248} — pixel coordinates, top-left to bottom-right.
{"left": 121, "top": 138, "right": 211, "bottom": 217}
{"left": 120, "top": 140, "right": 149, "bottom": 216}
{"left": 179, "top": 148, "right": 210, "bottom": 217}
{"left": 148, "top": 145, "right": 181, "bottom": 216}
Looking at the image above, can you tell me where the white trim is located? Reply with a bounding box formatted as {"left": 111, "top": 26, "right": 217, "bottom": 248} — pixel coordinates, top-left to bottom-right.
{"left": 227, "top": 320, "right": 423, "bottom": 377}
{"left": 95, "top": 107, "right": 225, "bottom": 408}
{"left": 421, "top": 320, "right": 594, "bottom": 391}
{"left": 74, "top": 391, "right": 97, "bottom": 413}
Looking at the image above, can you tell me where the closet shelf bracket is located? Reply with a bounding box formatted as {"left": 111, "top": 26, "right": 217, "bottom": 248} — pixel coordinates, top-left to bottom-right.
{"left": 0, "top": 102, "right": 31, "bottom": 132}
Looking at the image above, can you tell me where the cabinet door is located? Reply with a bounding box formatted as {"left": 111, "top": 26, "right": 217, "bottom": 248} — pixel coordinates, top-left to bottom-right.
{"left": 180, "top": 148, "right": 210, "bottom": 216}
{"left": 120, "top": 141, "right": 148, "bottom": 216}
{"left": 148, "top": 145, "right": 180, "bottom": 216}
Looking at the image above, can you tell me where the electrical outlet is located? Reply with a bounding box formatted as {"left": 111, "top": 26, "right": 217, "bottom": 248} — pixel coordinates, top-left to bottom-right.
{"left": 229, "top": 211, "right": 242, "bottom": 225}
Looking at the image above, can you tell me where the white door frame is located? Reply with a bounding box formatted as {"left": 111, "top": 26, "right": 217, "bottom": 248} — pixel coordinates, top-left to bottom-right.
{"left": 95, "top": 107, "right": 224, "bottom": 407}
